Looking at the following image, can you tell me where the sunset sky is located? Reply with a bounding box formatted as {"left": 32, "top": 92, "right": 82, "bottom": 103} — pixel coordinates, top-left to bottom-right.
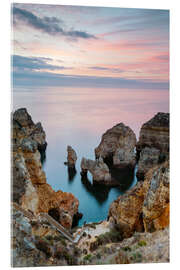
{"left": 12, "top": 3, "right": 169, "bottom": 89}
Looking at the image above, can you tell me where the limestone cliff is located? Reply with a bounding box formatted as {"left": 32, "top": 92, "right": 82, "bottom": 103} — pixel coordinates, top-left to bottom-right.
{"left": 108, "top": 161, "right": 169, "bottom": 237}
{"left": 136, "top": 112, "right": 169, "bottom": 180}
{"left": 12, "top": 108, "right": 79, "bottom": 229}
{"left": 13, "top": 108, "right": 47, "bottom": 155}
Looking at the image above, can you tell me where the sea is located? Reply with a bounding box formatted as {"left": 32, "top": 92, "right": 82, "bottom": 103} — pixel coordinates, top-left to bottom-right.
{"left": 13, "top": 86, "right": 169, "bottom": 225}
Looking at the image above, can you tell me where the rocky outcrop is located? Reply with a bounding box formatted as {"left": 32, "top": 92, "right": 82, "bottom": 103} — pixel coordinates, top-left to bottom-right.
{"left": 136, "top": 112, "right": 169, "bottom": 180}
{"left": 83, "top": 227, "right": 169, "bottom": 265}
{"left": 95, "top": 123, "right": 136, "bottom": 169}
{"left": 13, "top": 108, "right": 47, "bottom": 155}
{"left": 108, "top": 161, "right": 169, "bottom": 238}
{"left": 11, "top": 204, "right": 80, "bottom": 267}
{"left": 136, "top": 147, "right": 160, "bottom": 180}
{"left": 142, "top": 161, "right": 169, "bottom": 232}
{"left": 108, "top": 182, "right": 145, "bottom": 238}
{"left": 66, "top": 145, "right": 77, "bottom": 168}
{"left": 81, "top": 157, "right": 118, "bottom": 186}
{"left": 12, "top": 108, "right": 80, "bottom": 229}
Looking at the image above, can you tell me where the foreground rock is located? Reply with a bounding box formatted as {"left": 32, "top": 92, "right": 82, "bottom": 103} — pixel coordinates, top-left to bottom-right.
{"left": 108, "top": 161, "right": 169, "bottom": 238}
{"left": 81, "top": 157, "right": 118, "bottom": 186}
{"left": 136, "top": 112, "right": 169, "bottom": 180}
{"left": 108, "top": 182, "right": 145, "bottom": 238}
{"left": 12, "top": 108, "right": 80, "bottom": 229}
{"left": 12, "top": 204, "right": 81, "bottom": 267}
{"left": 80, "top": 227, "right": 169, "bottom": 265}
{"left": 12, "top": 202, "right": 169, "bottom": 267}
{"left": 142, "top": 161, "right": 169, "bottom": 232}
{"left": 95, "top": 123, "right": 136, "bottom": 169}
{"left": 66, "top": 145, "right": 77, "bottom": 168}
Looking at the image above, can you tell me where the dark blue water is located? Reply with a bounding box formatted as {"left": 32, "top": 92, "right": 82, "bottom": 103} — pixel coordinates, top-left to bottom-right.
{"left": 42, "top": 142, "right": 137, "bottom": 225}
{"left": 13, "top": 86, "right": 169, "bottom": 225}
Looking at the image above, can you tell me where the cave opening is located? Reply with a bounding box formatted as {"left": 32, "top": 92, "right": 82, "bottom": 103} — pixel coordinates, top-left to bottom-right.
{"left": 48, "top": 208, "right": 60, "bottom": 222}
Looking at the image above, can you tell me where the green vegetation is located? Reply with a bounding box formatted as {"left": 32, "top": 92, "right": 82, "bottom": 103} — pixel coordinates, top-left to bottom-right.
{"left": 83, "top": 254, "right": 92, "bottom": 261}
{"left": 90, "top": 228, "right": 122, "bottom": 251}
{"left": 130, "top": 252, "right": 142, "bottom": 263}
{"left": 96, "top": 252, "right": 101, "bottom": 259}
{"left": 122, "top": 246, "right": 132, "bottom": 252}
{"left": 138, "top": 240, "right": 147, "bottom": 247}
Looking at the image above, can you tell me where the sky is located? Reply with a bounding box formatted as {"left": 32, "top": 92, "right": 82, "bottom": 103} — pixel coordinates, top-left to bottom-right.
{"left": 12, "top": 3, "right": 169, "bottom": 89}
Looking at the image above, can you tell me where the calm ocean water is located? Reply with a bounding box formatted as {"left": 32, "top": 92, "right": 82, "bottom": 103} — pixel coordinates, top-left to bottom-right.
{"left": 13, "top": 86, "right": 169, "bottom": 225}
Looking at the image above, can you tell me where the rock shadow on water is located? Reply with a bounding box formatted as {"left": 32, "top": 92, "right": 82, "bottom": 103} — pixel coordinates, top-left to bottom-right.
{"left": 81, "top": 174, "right": 111, "bottom": 205}
{"left": 109, "top": 166, "right": 136, "bottom": 192}
{"left": 67, "top": 166, "right": 77, "bottom": 181}
{"left": 40, "top": 151, "right": 46, "bottom": 165}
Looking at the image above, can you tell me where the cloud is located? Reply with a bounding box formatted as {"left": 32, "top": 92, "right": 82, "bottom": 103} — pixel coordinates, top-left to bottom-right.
{"left": 93, "top": 9, "right": 169, "bottom": 28}
{"left": 12, "top": 55, "right": 69, "bottom": 72}
{"left": 12, "top": 6, "right": 96, "bottom": 39}
{"left": 89, "top": 66, "right": 124, "bottom": 73}
{"left": 12, "top": 66, "right": 169, "bottom": 90}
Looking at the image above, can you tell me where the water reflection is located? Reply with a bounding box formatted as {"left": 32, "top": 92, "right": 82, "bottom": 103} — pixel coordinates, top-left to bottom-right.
{"left": 67, "top": 166, "right": 77, "bottom": 181}
{"left": 110, "top": 167, "right": 135, "bottom": 192}
{"left": 40, "top": 151, "right": 46, "bottom": 165}
{"left": 81, "top": 174, "right": 111, "bottom": 205}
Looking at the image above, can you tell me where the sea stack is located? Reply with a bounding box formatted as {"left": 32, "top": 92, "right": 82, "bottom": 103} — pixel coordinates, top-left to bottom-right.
{"left": 95, "top": 123, "right": 137, "bottom": 169}
{"left": 67, "top": 145, "right": 77, "bottom": 168}
{"left": 136, "top": 112, "right": 169, "bottom": 180}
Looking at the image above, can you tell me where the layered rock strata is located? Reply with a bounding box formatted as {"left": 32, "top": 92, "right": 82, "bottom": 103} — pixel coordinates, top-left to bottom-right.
{"left": 108, "top": 161, "right": 169, "bottom": 238}
{"left": 136, "top": 112, "right": 169, "bottom": 180}
{"left": 12, "top": 108, "right": 80, "bottom": 229}
{"left": 13, "top": 108, "right": 47, "bottom": 155}
{"left": 95, "top": 123, "right": 137, "bottom": 169}
{"left": 81, "top": 157, "right": 118, "bottom": 186}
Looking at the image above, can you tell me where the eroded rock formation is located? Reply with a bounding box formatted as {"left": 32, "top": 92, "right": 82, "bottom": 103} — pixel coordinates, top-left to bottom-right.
{"left": 81, "top": 157, "right": 118, "bottom": 186}
{"left": 136, "top": 112, "right": 169, "bottom": 180}
{"left": 66, "top": 145, "right": 77, "bottom": 168}
{"left": 12, "top": 108, "right": 80, "bottom": 229}
{"left": 108, "top": 161, "right": 169, "bottom": 238}
{"left": 95, "top": 123, "right": 137, "bottom": 169}
{"left": 13, "top": 108, "right": 47, "bottom": 155}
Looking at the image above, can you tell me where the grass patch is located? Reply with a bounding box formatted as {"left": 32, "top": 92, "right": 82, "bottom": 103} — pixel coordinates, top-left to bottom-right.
{"left": 122, "top": 246, "right": 132, "bottom": 252}
{"left": 138, "top": 240, "right": 147, "bottom": 247}
{"left": 83, "top": 254, "right": 92, "bottom": 261}
{"left": 130, "top": 252, "right": 142, "bottom": 263}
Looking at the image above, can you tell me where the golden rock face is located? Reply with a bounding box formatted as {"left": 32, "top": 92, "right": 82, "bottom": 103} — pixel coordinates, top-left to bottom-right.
{"left": 142, "top": 161, "right": 169, "bottom": 232}
{"left": 108, "top": 182, "right": 145, "bottom": 238}
{"left": 12, "top": 108, "right": 79, "bottom": 229}
{"left": 109, "top": 161, "right": 169, "bottom": 237}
